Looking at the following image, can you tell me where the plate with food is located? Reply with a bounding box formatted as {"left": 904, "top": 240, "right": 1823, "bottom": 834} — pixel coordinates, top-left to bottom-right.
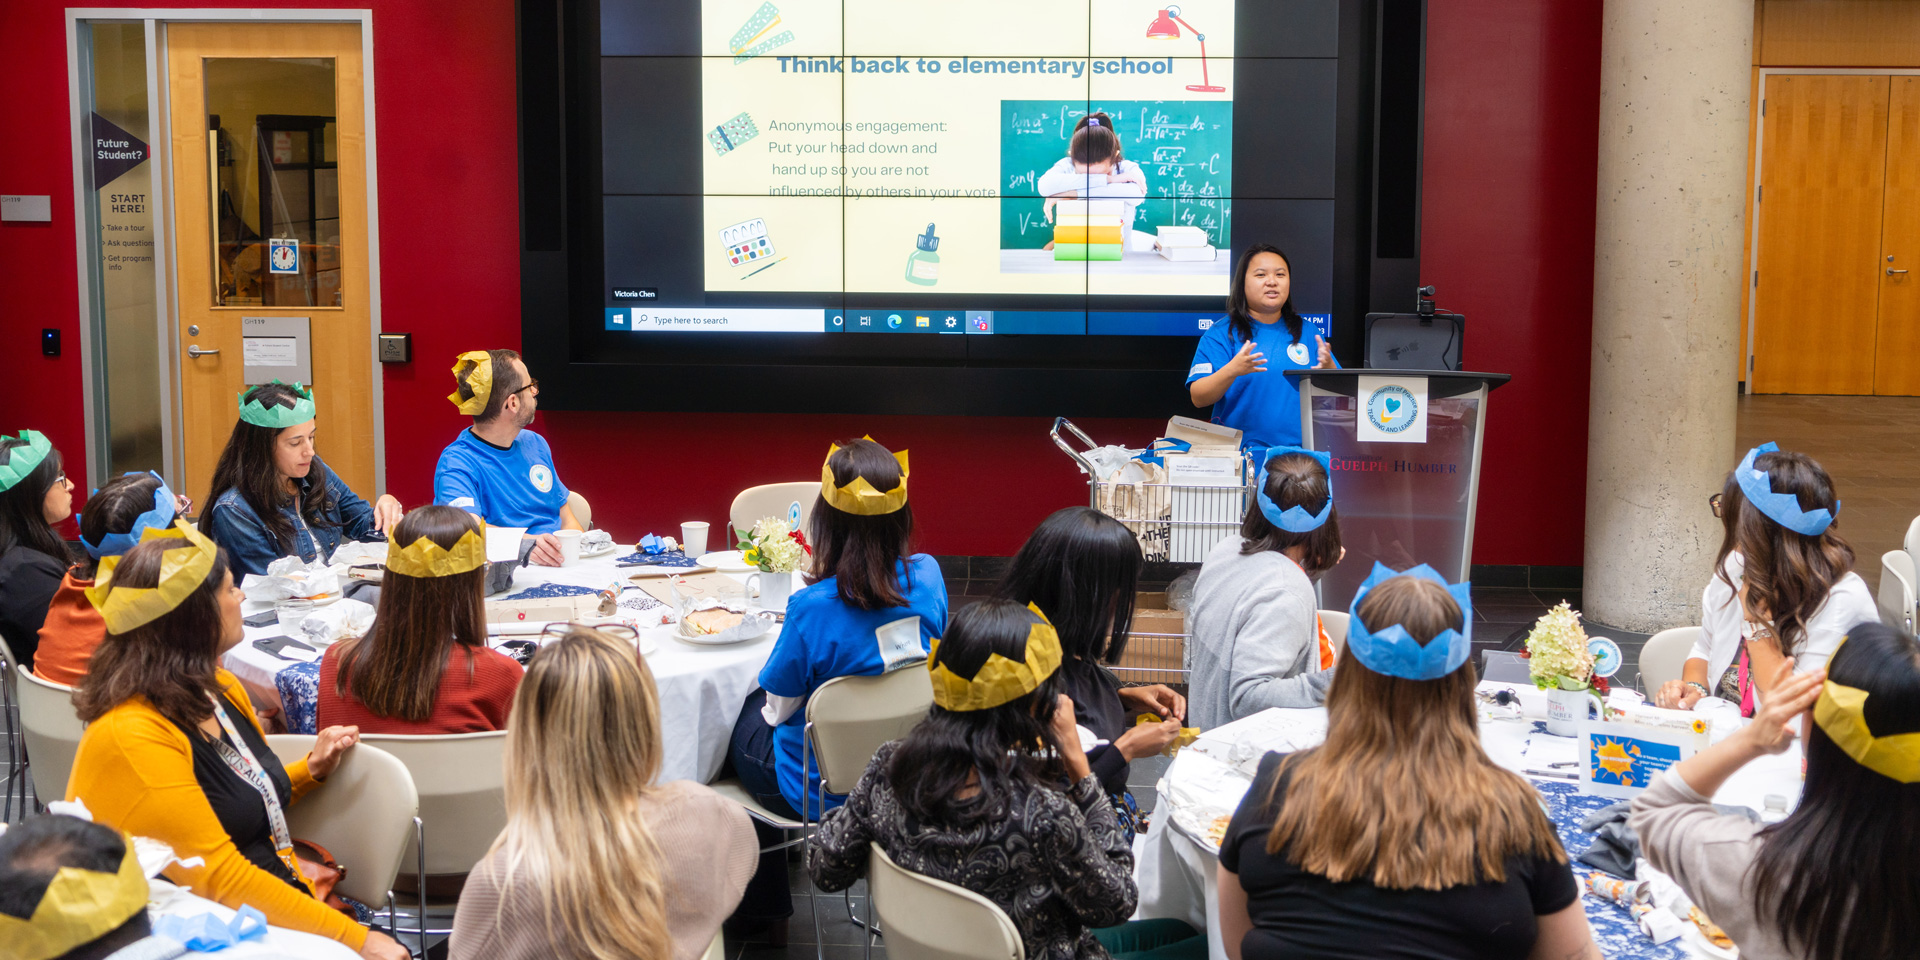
{"left": 676, "top": 606, "right": 777, "bottom": 645}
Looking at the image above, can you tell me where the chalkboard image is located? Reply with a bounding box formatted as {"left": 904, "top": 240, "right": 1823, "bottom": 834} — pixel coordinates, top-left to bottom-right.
{"left": 999, "top": 99, "right": 1231, "bottom": 276}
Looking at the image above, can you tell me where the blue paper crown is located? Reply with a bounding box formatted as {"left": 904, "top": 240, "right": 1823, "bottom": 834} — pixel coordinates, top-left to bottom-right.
{"left": 78, "top": 472, "right": 178, "bottom": 559}
{"left": 1255, "top": 446, "right": 1333, "bottom": 533}
{"left": 1344, "top": 562, "right": 1474, "bottom": 681}
{"left": 1736, "top": 442, "right": 1838, "bottom": 537}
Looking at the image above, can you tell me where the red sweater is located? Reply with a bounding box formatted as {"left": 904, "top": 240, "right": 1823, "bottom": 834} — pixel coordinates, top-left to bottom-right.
{"left": 316, "top": 642, "right": 523, "bottom": 734}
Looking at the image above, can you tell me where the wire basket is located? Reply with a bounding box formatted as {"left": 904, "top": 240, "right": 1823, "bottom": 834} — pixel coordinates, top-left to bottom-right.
{"left": 1051, "top": 418, "right": 1256, "bottom": 684}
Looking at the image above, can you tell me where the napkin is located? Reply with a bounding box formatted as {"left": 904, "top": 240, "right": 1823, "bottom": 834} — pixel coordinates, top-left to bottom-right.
{"left": 154, "top": 904, "right": 267, "bottom": 951}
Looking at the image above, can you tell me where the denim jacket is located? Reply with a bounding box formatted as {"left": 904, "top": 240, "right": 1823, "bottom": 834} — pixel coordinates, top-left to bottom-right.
{"left": 204, "top": 455, "right": 379, "bottom": 579}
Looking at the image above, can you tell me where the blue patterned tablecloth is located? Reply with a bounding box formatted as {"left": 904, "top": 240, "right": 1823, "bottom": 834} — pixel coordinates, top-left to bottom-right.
{"left": 275, "top": 660, "right": 322, "bottom": 735}
{"left": 1534, "top": 778, "right": 1688, "bottom": 960}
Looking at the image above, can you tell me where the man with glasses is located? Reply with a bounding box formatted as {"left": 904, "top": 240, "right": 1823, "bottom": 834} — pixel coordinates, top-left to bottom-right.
{"left": 434, "top": 348, "right": 582, "bottom": 566}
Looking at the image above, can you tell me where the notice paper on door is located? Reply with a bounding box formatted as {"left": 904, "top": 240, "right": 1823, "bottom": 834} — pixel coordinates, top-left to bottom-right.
{"left": 242, "top": 337, "right": 298, "bottom": 366}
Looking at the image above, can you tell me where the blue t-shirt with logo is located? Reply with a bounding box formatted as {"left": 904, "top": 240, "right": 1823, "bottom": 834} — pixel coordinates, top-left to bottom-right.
{"left": 1186, "top": 316, "right": 1327, "bottom": 449}
{"left": 433, "top": 428, "right": 570, "bottom": 534}
{"left": 759, "top": 553, "right": 948, "bottom": 814}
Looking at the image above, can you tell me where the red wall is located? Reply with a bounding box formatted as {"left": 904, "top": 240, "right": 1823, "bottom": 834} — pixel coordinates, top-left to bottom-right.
{"left": 0, "top": 0, "right": 1602, "bottom": 562}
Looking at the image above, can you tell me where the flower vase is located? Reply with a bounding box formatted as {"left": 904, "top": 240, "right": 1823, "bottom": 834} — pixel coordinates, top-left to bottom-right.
{"left": 1545, "top": 682, "right": 1599, "bottom": 737}
{"left": 748, "top": 570, "right": 792, "bottom": 613}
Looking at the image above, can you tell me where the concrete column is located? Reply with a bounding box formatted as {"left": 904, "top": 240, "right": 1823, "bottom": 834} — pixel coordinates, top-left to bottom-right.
{"left": 1585, "top": 1, "right": 1752, "bottom": 631}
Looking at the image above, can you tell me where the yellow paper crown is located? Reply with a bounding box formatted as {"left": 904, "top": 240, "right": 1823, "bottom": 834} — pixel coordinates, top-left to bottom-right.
{"left": 84, "top": 520, "right": 220, "bottom": 635}
{"left": 1814, "top": 638, "right": 1920, "bottom": 783}
{"left": 448, "top": 350, "right": 494, "bottom": 415}
{"left": 384, "top": 528, "right": 487, "bottom": 578}
{"left": 820, "top": 438, "right": 910, "bottom": 516}
{"left": 0, "top": 837, "right": 148, "bottom": 960}
{"left": 927, "top": 604, "right": 1063, "bottom": 712}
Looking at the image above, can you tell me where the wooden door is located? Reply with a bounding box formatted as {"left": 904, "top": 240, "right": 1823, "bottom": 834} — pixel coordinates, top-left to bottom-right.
{"left": 1877, "top": 77, "right": 1920, "bottom": 395}
{"left": 1753, "top": 74, "right": 1888, "bottom": 394}
{"left": 167, "top": 22, "right": 375, "bottom": 504}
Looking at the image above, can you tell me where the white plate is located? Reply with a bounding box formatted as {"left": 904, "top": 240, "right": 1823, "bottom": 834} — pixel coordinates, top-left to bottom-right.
{"left": 696, "top": 550, "right": 755, "bottom": 572}
{"left": 285, "top": 593, "right": 341, "bottom": 607}
{"left": 676, "top": 628, "right": 755, "bottom": 645}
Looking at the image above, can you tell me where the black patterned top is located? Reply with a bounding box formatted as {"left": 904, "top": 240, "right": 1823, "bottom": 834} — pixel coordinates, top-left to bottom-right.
{"left": 808, "top": 741, "right": 1139, "bottom": 960}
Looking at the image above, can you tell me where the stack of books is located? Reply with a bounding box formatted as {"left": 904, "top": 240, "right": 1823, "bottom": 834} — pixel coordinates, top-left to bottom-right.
{"left": 1156, "top": 226, "right": 1216, "bottom": 262}
{"left": 1052, "top": 200, "right": 1127, "bottom": 261}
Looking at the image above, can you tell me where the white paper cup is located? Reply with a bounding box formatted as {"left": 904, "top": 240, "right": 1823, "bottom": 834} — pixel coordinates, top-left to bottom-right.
{"left": 680, "top": 521, "right": 710, "bottom": 556}
{"left": 554, "top": 529, "right": 583, "bottom": 565}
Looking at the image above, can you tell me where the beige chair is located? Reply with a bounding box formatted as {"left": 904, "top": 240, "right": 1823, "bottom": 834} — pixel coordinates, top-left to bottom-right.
{"left": 1317, "top": 610, "right": 1350, "bottom": 655}
{"left": 17, "top": 668, "right": 83, "bottom": 809}
{"left": 729, "top": 482, "right": 820, "bottom": 545}
{"left": 868, "top": 844, "right": 1023, "bottom": 960}
{"left": 265, "top": 734, "right": 422, "bottom": 947}
{"left": 565, "top": 491, "right": 593, "bottom": 531}
{"left": 1905, "top": 515, "right": 1920, "bottom": 567}
{"left": 701, "top": 931, "right": 726, "bottom": 960}
{"left": 358, "top": 730, "right": 509, "bottom": 934}
{"left": 1881, "top": 549, "right": 1917, "bottom": 634}
{"left": 1637, "top": 627, "right": 1701, "bottom": 693}
{"left": 712, "top": 665, "right": 932, "bottom": 960}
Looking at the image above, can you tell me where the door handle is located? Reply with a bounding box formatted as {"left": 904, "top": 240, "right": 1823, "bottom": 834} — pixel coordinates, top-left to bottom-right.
{"left": 187, "top": 345, "right": 221, "bottom": 358}
{"left": 1890, "top": 269, "right": 1910, "bottom": 275}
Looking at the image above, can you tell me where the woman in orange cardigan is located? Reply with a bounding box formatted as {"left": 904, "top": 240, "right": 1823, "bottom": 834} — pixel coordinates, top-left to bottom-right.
{"left": 66, "top": 520, "right": 408, "bottom": 960}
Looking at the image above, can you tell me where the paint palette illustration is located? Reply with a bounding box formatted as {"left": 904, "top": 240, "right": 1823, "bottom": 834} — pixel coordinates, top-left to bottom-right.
{"left": 720, "top": 218, "right": 775, "bottom": 266}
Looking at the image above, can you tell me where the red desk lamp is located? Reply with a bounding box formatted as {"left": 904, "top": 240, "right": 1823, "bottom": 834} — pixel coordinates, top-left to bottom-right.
{"left": 1146, "top": 5, "right": 1227, "bottom": 93}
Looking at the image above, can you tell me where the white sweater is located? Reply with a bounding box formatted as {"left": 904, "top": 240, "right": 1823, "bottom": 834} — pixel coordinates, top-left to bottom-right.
{"left": 1690, "top": 553, "right": 1879, "bottom": 695}
{"left": 1185, "top": 537, "right": 1332, "bottom": 730}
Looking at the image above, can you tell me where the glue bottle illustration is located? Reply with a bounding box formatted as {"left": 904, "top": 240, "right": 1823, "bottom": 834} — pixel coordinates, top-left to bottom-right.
{"left": 905, "top": 223, "right": 940, "bottom": 286}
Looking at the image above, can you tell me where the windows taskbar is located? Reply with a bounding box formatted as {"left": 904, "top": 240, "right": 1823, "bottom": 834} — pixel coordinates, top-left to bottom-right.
{"left": 603, "top": 308, "right": 1332, "bottom": 336}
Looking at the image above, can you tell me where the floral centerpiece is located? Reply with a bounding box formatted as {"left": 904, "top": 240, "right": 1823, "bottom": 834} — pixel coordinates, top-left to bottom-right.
{"left": 1523, "top": 602, "right": 1598, "bottom": 691}
{"left": 737, "top": 515, "right": 810, "bottom": 574}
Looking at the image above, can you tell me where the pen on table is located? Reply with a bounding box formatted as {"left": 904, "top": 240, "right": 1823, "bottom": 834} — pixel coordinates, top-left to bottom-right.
{"left": 1524, "top": 768, "right": 1578, "bottom": 780}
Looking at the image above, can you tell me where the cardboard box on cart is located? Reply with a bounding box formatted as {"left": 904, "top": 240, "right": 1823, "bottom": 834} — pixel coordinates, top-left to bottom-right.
{"left": 1116, "top": 592, "right": 1187, "bottom": 686}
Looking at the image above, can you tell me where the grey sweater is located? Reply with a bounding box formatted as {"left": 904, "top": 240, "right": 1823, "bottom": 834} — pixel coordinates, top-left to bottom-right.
{"left": 1185, "top": 537, "right": 1332, "bottom": 730}
{"left": 1628, "top": 770, "right": 1794, "bottom": 960}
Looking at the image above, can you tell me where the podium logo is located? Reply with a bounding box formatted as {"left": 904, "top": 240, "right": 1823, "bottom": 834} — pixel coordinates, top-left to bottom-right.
{"left": 1365, "top": 384, "right": 1418, "bottom": 435}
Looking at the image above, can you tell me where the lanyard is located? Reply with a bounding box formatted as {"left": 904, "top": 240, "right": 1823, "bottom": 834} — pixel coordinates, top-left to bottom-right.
{"left": 207, "top": 695, "right": 300, "bottom": 878}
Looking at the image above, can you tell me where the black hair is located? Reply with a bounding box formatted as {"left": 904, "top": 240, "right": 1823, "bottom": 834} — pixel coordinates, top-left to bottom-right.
{"left": 1749, "top": 621, "right": 1920, "bottom": 960}
{"left": 1240, "top": 451, "right": 1343, "bottom": 577}
{"left": 0, "top": 814, "right": 128, "bottom": 918}
{"left": 206, "top": 382, "right": 337, "bottom": 551}
{"left": 1226, "top": 243, "right": 1304, "bottom": 345}
{"left": 992, "top": 506, "right": 1141, "bottom": 664}
{"left": 0, "top": 439, "right": 69, "bottom": 563}
{"left": 886, "top": 600, "right": 1067, "bottom": 827}
{"left": 1068, "top": 112, "right": 1123, "bottom": 165}
{"left": 76, "top": 473, "right": 165, "bottom": 579}
{"left": 808, "top": 438, "right": 915, "bottom": 610}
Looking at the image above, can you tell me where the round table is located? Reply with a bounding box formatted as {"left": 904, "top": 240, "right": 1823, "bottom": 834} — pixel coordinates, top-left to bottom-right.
{"left": 222, "top": 550, "right": 780, "bottom": 784}
{"left": 1134, "top": 682, "right": 1804, "bottom": 960}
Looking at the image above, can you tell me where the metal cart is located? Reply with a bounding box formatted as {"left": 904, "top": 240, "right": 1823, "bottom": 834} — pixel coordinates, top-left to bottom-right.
{"left": 1050, "top": 417, "right": 1255, "bottom": 683}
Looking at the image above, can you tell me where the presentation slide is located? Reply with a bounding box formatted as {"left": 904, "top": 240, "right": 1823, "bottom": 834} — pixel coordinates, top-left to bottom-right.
{"left": 698, "top": 0, "right": 1234, "bottom": 301}
{"left": 595, "top": 0, "right": 1337, "bottom": 343}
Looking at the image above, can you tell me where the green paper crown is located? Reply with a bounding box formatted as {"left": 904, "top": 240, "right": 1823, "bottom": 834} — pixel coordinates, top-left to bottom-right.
{"left": 0, "top": 430, "right": 51, "bottom": 493}
{"left": 237, "top": 381, "right": 317, "bottom": 429}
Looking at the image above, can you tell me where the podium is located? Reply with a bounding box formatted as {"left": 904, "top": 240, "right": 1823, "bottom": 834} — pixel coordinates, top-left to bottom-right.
{"left": 1284, "top": 369, "right": 1511, "bottom": 609}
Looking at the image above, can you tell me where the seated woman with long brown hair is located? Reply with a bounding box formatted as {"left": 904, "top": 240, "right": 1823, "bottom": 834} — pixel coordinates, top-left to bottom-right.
{"left": 318, "top": 505, "right": 522, "bottom": 734}
{"left": 450, "top": 627, "right": 757, "bottom": 960}
{"left": 1216, "top": 564, "right": 1599, "bottom": 960}
{"left": 67, "top": 522, "right": 407, "bottom": 960}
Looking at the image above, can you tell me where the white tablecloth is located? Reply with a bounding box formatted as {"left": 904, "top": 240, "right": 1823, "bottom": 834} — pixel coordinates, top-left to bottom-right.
{"left": 222, "top": 552, "right": 778, "bottom": 784}
{"left": 146, "top": 878, "right": 359, "bottom": 959}
{"left": 1135, "top": 682, "right": 1805, "bottom": 960}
